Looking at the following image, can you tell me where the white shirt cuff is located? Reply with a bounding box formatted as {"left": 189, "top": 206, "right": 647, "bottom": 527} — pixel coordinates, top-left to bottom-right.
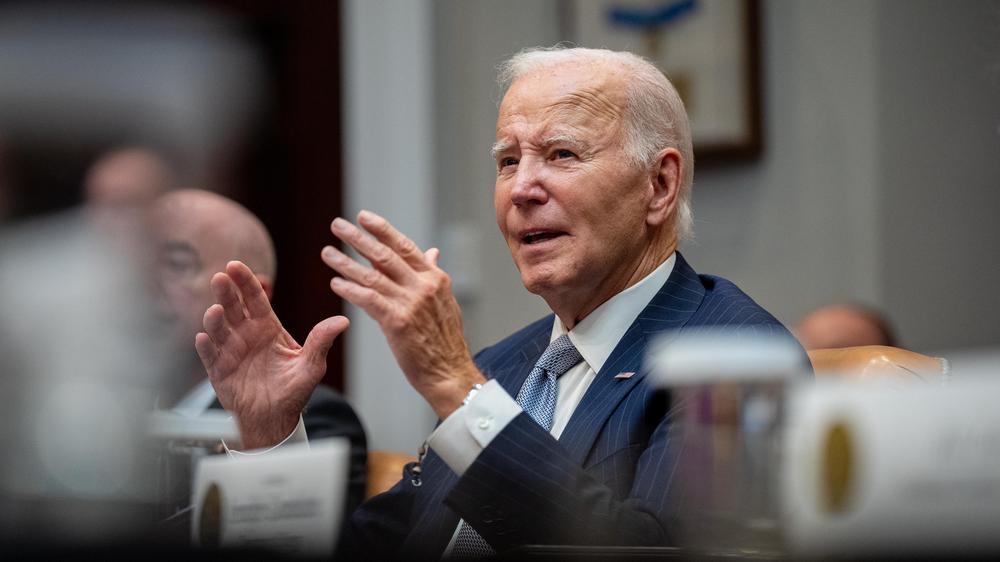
{"left": 427, "top": 379, "right": 522, "bottom": 476}
{"left": 221, "top": 416, "right": 308, "bottom": 458}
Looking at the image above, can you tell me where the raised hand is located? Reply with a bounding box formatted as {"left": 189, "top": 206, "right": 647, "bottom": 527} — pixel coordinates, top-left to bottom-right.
{"left": 194, "top": 261, "right": 349, "bottom": 449}
{"left": 321, "top": 210, "right": 485, "bottom": 420}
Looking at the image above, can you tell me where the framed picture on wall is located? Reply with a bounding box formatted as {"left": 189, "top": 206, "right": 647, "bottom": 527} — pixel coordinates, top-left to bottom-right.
{"left": 562, "top": 0, "right": 761, "bottom": 161}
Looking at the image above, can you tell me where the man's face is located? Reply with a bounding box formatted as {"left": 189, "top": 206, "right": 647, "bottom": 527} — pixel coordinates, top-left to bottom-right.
{"left": 493, "top": 62, "right": 657, "bottom": 316}
{"left": 150, "top": 203, "right": 232, "bottom": 344}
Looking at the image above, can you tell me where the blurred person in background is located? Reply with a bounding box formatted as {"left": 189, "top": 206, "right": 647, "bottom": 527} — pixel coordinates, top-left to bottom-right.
{"left": 85, "top": 146, "right": 177, "bottom": 209}
{"left": 84, "top": 146, "right": 178, "bottom": 246}
{"left": 149, "top": 189, "right": 367, "bottom": 517}
{"left": 797, "top": 303, "right": 897, "bottom": 350}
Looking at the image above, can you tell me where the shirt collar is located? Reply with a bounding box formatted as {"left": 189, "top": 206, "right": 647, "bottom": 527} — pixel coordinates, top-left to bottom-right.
{"left": 550, "top": 252, "right": 676, "bottom": 374}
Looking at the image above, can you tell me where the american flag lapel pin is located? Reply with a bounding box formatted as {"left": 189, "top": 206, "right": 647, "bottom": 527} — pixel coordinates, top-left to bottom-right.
{"left": 614, "top": 372, "right": 635, "bottom": 380}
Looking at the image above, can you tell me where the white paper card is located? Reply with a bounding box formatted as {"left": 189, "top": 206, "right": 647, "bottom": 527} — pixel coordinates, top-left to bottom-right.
{"left": 191, "top": 438, "right": 348, "bottom": 557}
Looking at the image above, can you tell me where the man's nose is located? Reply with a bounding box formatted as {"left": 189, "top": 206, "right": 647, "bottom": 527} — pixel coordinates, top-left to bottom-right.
{"left": 509, "top": 160, "right": 549, "bottom": 207}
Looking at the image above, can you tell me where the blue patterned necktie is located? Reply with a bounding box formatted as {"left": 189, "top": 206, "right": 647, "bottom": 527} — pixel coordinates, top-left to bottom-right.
{"left": 449, "top": 335, "right": 583, "bottom": 559}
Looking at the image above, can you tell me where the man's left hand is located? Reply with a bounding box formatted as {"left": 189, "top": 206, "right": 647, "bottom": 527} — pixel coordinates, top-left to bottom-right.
{"left": 321, "top": 210, "right": 485, "bottom": 420}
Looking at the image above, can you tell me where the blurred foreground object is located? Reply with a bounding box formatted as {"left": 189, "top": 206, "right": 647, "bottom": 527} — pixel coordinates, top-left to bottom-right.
{"left": 647, "top": 331, "right": 807, "bottom": 557}
{"left": 0, "top": 210, "right": 176, "bottom": 545}
{"left": 784, "top": 374, "right": 1000, "bottom": 558}
{"left": 797, "top": 303, "right": 897, "bottom": 350}
{"left": 0, "top": 1, "right": 263, "bottom": 550}
{"left": 808, "top": 345, "right": 950, "bottom": 382}
{"left": 651, "top": 331, "right": 1000, "bottom": 558}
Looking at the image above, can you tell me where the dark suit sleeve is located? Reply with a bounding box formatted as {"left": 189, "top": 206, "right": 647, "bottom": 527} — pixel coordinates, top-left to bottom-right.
{"left": 302, "top": 384, "right": 368, "bottom": 517}
{"left": 443, "top": 405, "right": 679, "bottom": 550}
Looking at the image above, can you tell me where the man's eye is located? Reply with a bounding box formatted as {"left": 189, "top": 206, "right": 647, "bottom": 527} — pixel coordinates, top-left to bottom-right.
{"left": 553, "top": 149, "right": 575, "bottom": 159}
{"left": 500, "top": 157, "right": 519, "bottom": 168}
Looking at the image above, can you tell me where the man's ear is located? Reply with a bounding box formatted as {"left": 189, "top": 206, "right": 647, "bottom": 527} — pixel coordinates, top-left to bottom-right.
{"left": 646, "top": 147, "right": 682, "bottom": 228}
{"left": 256, "top": 275, "right": 274, "bottom": 301}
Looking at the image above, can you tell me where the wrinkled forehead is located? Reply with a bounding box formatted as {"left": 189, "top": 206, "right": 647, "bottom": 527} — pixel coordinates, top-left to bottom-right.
{"left": 496, "top": 61, "right": 629, "bottom": 137}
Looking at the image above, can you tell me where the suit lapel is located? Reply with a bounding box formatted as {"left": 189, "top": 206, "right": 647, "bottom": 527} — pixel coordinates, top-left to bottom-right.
{"left": 558, "top": 252, "right": 706, "bottom": 466}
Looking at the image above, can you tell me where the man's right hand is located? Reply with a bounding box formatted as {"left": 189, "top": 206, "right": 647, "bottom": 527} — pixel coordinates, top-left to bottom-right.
{"left": 194, "top": 261, "right": 349, "bottom": 449}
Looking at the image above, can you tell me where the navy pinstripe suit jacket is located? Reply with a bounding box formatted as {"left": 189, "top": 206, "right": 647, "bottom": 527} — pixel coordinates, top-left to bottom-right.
{"left": 344, "top": 253, "right": 805, "bottom": 560}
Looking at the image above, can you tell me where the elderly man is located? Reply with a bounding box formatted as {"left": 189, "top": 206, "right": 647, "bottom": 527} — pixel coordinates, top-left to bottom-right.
{"left": 196, "top": 47, "right": 804, "bottom": 557}
{"left": 149, "top": 189, "right": 367, "bottom": 515}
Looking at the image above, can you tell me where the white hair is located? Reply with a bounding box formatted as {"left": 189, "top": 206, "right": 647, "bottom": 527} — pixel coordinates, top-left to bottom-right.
{"left": 498, "top": 46, "right": 695, "bottom": 241}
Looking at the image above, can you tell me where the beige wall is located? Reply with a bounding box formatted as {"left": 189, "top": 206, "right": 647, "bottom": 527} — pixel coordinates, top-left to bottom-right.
{"left": 875, "top": 0, "right": 1000, "bottom": 352}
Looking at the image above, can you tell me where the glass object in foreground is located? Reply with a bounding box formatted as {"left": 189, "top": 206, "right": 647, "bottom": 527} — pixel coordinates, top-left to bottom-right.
{"left": 647, "top": 331, "right": 805, "bottom": 556}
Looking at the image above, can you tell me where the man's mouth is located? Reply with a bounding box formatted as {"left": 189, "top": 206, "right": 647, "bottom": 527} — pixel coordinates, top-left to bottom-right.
{"left": 521, "top": 230, "right": 567, "bottom": 245}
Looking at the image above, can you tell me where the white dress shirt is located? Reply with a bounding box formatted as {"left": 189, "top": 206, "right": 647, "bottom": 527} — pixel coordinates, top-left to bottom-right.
{"left": 428, "top": 252, "right": 675, "bottom": 474}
